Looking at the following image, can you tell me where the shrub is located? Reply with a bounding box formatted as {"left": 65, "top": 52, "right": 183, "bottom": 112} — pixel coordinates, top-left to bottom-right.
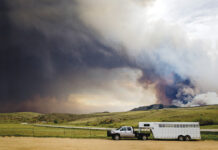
{"left": 53, "top": 120, "right": 58, "bottom": 124}
{"left": 196, "top": 118, "right": 214, "bottom": 126}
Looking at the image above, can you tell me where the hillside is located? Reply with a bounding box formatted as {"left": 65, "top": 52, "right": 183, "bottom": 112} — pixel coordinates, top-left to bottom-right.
{"left": 0, "top": 112, "right": 41, "bottom": 123}
{"left": 130, "top": 104, "right": 179, "bottom": 111}
{"left": 0, "top": 105, "right": 218, "bottom": 128}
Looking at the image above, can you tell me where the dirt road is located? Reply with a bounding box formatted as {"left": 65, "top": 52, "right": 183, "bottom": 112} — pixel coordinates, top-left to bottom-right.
{"left": 0, "top": 137, "right": 218, "bottom": 150}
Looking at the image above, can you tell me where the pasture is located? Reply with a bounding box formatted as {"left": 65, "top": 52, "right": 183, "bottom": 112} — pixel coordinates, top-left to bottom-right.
{"left": 0, "top": 124, "right": 218, "bottom": 140}
{"left": 0, "top": 105, "right": 218, "bottom": 140}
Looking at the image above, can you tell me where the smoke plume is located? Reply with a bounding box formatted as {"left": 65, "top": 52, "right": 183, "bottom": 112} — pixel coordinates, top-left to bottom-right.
{"left": 1, "top": 0, "right": 218, "bottom": 112}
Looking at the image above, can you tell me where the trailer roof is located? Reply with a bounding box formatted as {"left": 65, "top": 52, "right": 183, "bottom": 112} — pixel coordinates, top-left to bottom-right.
{"left": 139, "top": 122, "right": 199, "bottom": 124}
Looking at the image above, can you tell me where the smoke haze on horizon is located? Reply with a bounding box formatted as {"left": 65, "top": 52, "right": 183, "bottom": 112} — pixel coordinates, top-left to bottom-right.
{"left": 1, "top": 0, "right": 218, "bottom": 113}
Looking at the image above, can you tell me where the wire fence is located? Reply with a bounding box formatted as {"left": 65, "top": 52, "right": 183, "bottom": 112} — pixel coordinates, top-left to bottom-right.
{"left": 1, "top": 126, "right": 218, "bottom": 140}
{"left": 0, "top": 127, "right": 107, "bottom": 138}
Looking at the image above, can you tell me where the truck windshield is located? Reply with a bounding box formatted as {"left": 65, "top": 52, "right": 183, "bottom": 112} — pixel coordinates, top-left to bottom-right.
{"left": 116, "top": 127, "right": 122, "bottom": 130}
{"left": 116, "top": 127, "right": 127, "bottom": 131}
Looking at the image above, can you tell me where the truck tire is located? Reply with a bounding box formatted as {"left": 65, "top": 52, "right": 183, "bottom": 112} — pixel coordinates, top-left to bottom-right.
{"left": 142, "top": 135, "right": 147, "bottom": 140}
{"left": 178, "top": 135, "right": 184, "bottom": 141}
{"left": 185, "top": 135, "right": 191, "bottom": 141}
{"left": 113, "top": 134, "right": 120, "bottom": 140}
{"left": 107, "top": 130, "right": 112, "bottom": 137}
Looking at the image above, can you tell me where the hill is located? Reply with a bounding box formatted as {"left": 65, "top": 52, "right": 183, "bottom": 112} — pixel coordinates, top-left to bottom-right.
{"left": 0, "top": 112, "right": 41, "bottom": 123}
{"left": 130, "top": 104, "right": 179, "bottom": 111}
{"left": 0, "top": 105, "right": 218, "bottom": 128}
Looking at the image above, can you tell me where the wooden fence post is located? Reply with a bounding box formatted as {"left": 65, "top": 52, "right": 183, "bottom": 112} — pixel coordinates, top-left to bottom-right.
{"left": 32, "top": 128, "right": 35, "bottom": 137}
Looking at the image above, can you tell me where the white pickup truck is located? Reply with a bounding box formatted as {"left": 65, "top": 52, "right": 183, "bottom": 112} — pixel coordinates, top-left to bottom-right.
{"left": 107, "top": 126, "right": 150, "bottom": 140}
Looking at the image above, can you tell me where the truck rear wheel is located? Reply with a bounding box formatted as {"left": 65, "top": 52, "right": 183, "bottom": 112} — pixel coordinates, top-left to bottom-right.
{"left": 178, "top": 135, "right": 184, "bottom": 141}
{"left": 142, "top": 135, "right": 147, "bottom": 140}
{"left": 113, "top": 135, "right": 120, "bottom": 140}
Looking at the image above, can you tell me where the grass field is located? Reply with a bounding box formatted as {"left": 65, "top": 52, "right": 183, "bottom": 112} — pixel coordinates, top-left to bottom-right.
{"left": 0, "top": 105, "right": 218, "bottom": 140}
{"left": 1, "top": 105, "right": 218, "bottom": 128}
{"left": 67, "top": 106, "right": 218, "bottom": 128}
{"left": 0, "top": 124, "right": 106, "bottom": 138}
{"left": 64, "top": 105, "right": 218, "bottom": 128}
{"left": 0, "top": 123, "right": 218, "bottom": 140}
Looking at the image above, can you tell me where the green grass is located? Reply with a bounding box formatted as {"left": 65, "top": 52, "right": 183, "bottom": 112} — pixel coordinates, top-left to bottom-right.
{"left": 200, "top": 125, "right": 218, "bottom": 129}
{"left": 65, "top": 105, "right": 218, "bottom": 128}
{"left": 0, "top": 105, "right": 218, "bottom": 129}
{"left": 0, "top": 124, "right": 218, "bottom": 140}
{"left": 0, "top": 124, "right": 106, "bottom": 138}
{"left": 0, "top": 105, "right": 218, "bottom": 140}
{"left": 201, "top": 132, "right": 218, "bottom": 140}
{"left": 0, "top": 112, "right": 41, "bottom": 123}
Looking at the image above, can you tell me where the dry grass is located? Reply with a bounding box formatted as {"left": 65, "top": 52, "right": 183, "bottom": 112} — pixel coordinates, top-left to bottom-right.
{"left": 1, "top": 137, "right": 218, "bottom": 150}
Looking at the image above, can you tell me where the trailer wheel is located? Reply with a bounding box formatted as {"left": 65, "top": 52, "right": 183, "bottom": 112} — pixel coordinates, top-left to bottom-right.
{"left": 185, "top": 135, "right": 191, "bottom": 141}
{"left": 142, "top": 135, "right": 147, "bottom": 140}
{"left": 113, "top": 135, "right": 120, "bottom": 140}
{"left": 178, "top": 135, "right": 184, "bottom": 141}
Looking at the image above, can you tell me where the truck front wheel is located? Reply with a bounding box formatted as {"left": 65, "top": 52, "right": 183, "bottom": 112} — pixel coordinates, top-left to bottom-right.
{"left": 113, "top": 135, "right": 120, "bottom": 140}
{"left": 142, "top": 135, "right": 147, "bottom": 140}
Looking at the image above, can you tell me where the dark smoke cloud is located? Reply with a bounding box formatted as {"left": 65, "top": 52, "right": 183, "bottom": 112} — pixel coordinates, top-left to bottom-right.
{"left": 0, "top": 0, "right": 133, "bottom": 112}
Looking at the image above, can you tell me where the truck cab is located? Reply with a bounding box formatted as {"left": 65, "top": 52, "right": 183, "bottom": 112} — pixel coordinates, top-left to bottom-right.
{"left": 116, "top": 126, "right": 135, "bottom": 137}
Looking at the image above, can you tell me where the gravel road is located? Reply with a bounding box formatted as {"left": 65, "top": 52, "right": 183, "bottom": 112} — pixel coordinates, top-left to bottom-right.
{"left": 0, "top": 137, "right": 218, "bottom": 150}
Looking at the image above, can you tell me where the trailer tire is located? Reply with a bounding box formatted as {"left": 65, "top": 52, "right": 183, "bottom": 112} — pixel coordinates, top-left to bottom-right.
{"left": 185, "top": 135, "right": 191, "bottom": 141}
{"left": 178, "top": 135, "right": 184, "bottom": 141}
{"left": 113, "top": 134, "right": 120, "bottom": 140}
{"left": 142, "top": 135, "right": 147, "bottom": 140}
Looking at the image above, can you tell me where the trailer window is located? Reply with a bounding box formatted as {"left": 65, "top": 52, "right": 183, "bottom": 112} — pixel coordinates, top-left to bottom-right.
{"left": 194, "top": 124, "right": 199, "bottom": 128}
{"left": 144, "top": 124, "right": 150, "bottom": 127}
{"left": 158, "top": 124, "right": 199, "bottom": 128}
{"left": 159, "top": 124, "right": 164, "bottom": 128}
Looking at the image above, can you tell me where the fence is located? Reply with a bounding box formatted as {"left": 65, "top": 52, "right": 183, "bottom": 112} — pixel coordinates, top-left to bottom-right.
{"left": 1, "top": 126, "right": 218, "bottom": 140}
{"left": 0, "top": 127, "right": 107, "bottom": 138}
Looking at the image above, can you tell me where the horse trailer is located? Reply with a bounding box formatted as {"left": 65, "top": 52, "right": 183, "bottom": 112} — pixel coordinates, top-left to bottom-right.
{"left": 139, "top": 122, "right": 201, "bottom": 141}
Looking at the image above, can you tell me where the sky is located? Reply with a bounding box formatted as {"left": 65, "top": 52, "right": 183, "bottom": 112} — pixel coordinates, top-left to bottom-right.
{"left": 1, "top": 0, "right": 218, "bottom": 113}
